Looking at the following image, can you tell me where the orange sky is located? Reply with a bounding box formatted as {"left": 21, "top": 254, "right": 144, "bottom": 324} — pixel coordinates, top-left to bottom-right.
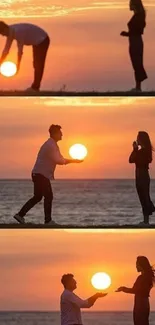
{"left": 0, "top": 229, "right": 155, "bottom": 311}
{"left": 0, "top": 97, "right": 155, "bottom": 179}
{"left": 0, "top": 0, "right": 155, "bottom": 90}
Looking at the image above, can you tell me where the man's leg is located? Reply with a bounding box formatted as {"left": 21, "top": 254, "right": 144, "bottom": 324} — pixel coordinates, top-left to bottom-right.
{"left": 42, "top": 178, "right": 53, "bottom": 224}
{"left": 15, "top": 174, "right": 43, "bottom": 220}
{"left": 31, "top": 37, "right": 50, "bottom": 90}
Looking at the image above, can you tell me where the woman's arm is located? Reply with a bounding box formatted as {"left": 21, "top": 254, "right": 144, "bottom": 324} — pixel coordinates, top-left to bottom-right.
{"left": 116, "top": 277, "right": 140, "bottom": 295}
{"left": 129, "top": 142, "right": 139, "bottom": 163}
{"left": 129, "top": 150, "right": 138, "bottom": 163}
{"left": 120, "top": 31, "right": 129, "bottom": 37}
{"left": 116, "top": 286, "right": 135, "bottom": 294}
{"left": 122, "top": 287, "right": 135, "bottom": 294}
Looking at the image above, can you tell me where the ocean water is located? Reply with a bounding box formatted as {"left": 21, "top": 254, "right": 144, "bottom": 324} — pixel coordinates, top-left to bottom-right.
{"left": 0, "top": 179, "right": 155, "bottom": 226}
{"left": 0, "top": 311, "right": 155, "bottom": 325}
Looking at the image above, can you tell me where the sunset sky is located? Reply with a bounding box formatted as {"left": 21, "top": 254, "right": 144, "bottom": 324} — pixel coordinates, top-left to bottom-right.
{"left": 0, "top": 229, "right": 155, "bottom": 311}
{"left": 0, "top": 97, "right": 155, "bottom": 179}
{"left": 0, "top": 0, "right": 155, "bottom": 90}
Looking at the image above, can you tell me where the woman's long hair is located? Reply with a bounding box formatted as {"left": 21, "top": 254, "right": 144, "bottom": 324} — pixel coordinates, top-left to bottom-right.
{"left": 138, "top": 131, "right": 153, "bottom": 163}
{"left": 137, "top": 256, "right": 155, "bottom": 287}
{"left": 130, "top": 0, "right": 146, "bottom": 22}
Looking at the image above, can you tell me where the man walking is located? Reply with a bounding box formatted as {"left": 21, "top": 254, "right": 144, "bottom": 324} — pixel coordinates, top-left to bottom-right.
{"left": 0, "top": 21, "right": 50, "bottom": 91}
{"left": 60, "top": 273, "right": 107, "bottom": 325}
{"left": 13, "top": 125, "right": 82, "bottom": 225}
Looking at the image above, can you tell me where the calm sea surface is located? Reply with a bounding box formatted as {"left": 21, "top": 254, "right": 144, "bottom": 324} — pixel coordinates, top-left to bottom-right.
{"left": 0, "top": 179, "right": 155, "bottom": 226}
{"left": 0, "top": 311, "right": 155, "bottom": 325}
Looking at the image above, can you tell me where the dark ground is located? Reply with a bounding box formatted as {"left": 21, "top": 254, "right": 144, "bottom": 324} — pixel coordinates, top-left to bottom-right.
{"left": 0, "top": 223, "right": 155, "bottom": 229}
{"left": 0, "top": 90, "right": 155, "bottom": 96}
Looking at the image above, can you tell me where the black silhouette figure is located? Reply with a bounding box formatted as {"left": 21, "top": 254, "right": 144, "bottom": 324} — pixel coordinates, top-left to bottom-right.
{"left": 120, "top": 0, "right": 147, "bottom": 92}
{"left": 0, "top": 21, "right": 50, "bottom": 91}
{"left": 116, "top": 256, "right": 155, "bottom": 325}
{"left": 129, "top": 131, "right": 155, "bottom": 225}
{"left": 13, "top": 125, "right": 83, "bottom": 225}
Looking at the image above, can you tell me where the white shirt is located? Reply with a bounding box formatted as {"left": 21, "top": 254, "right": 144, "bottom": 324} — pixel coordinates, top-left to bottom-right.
{"left": 2, "top": 23, "right": 48, "bottom": 57}
{"left": 60, "top": 289, "right": 92, "bottom": 325}
{"left": 32, "top": 138, "right": 66, "bottom": 180}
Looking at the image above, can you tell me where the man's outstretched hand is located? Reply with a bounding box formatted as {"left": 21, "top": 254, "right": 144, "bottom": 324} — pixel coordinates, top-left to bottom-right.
{"left": 74, "top": 159, "right": 84, "bottom": 163}
{"left": 0, "top": 57, "right": 5, "bottom": 66}
{"left": 65, "top": 159, "right": 84, "bottom": 165}
{"left": 96, "top": 292, "right": 108, "bottom": 298}
{"left": 16, "top": 62, "right": 20, "bottom": 74}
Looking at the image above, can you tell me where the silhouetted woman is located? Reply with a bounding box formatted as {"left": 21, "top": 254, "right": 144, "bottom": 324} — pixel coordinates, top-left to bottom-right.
{"left": 120, "top": 0, "right": 147, "bottom": 91}
{"left": 116, "top": 256, "right": 155, "bottom": 325}
{"left": 129, "top": 131, "right": 155, "bottom": 225}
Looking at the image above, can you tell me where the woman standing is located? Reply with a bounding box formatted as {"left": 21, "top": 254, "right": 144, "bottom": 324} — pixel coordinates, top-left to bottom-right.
{"left": 120, "top": 0, "right": 147, "bottom": 91}
{"left": 116, "top": 256, "right": 155, "bottom": 325}
{"left": 129, "top": 131, "right": 155, "bottom": 225}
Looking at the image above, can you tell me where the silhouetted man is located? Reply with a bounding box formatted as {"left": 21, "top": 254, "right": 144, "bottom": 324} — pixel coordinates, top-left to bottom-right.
{"left": 13, "top": 125, "right": 82, "bottom": 225}
{"left": 60, "top": 273, "right": 107, "bottom": 325}
{"left": 0, "top": 21, "right": 50, "bottom": 91}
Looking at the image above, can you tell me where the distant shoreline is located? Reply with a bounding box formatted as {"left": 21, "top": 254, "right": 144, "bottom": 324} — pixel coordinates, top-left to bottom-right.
{"left": 1, "top": 310, "right": 155, "bottom": 313}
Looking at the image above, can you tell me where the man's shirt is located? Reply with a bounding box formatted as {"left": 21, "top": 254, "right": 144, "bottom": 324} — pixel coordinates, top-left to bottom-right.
{"left": 32, "top": 138, "right": 66, "bottom": 180}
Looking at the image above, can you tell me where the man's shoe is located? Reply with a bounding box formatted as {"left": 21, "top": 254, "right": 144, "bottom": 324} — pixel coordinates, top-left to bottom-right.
{"left": 45, "top": 220, "right": 60, "bottom": 226}
{"left": 14, "top": 214, "right": 25, "bottom": 224}
{"left": 138, "top": 221, "right": 150, "bottom": 227}
{"left": 25, "top": 87, "right": 39, "bottom": 92}
{"left": 129, "top": 88, "right": 142, "bottom": 93}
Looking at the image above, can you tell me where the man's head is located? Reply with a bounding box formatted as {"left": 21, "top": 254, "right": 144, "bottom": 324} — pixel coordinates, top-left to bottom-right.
{"left": 61, "top": 274, "right": 77, "bottom": 291}
{"left": 49, "top": 124, "right": 63, "bottom": 142}
{"left": 0, "top": 21, "right": 9, "bottom": 36}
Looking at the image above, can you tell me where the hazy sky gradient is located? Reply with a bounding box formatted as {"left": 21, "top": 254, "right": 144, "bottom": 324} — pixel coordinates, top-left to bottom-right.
{"left": 0, "top": 0, "right": 155, "bottom": 90}
{"left": 0, "top": 229, "right": 155, "bottom": 311}
{"left": 0, "top": 97, "right": 155, "bottom": 179}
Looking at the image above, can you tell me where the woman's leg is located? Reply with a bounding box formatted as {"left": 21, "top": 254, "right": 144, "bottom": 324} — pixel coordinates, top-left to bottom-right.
{"left": 136, "top": 175, "right": 150, "bottom": 224}
{"left": 133, "top": 303, "right": 150, "bottom": 325}
{"left": 146, "top": 174, "right": 155, "bottom": 215}
{"left": 129, "top": 36, "right": 147, "bottom": 90}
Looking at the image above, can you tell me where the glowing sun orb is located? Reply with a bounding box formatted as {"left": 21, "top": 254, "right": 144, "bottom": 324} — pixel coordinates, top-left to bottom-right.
{"left": 69, "top": 144, "right": 88, "bottom": 160}
{"left": 0, "top": 61, "right": 17, "bottom": 77}
{"left": 91, "top": 272, "right": 111, "bottom": 290}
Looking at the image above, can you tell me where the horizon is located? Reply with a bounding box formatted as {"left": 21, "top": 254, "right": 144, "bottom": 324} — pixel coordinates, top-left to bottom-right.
{"left": 1, "top": 178, "right": 155, "bottom": 182}
{"left": 1, "top": 310, "right": 155, "bottom": 312}
{"left": 0, "top": 177, "right": 152, "bottom": 180}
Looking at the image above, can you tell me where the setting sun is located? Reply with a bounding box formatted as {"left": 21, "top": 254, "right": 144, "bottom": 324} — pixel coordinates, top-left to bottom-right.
{"left": 69, "top": 144, "right": 88, "bottom": 160}
{"left": 0, "top": 61, "right": 17, "bottom": 77}
{"left": 91, "top": 272, "right": 111, "bottom": 290}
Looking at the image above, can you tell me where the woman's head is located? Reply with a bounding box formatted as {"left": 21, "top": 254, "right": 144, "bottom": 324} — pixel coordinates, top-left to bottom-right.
{"left": 136, "top": 256, "right": 152, "bottom": 272}
{"left": 129, "top": 0, "right": 145, "bottom": 13}
{"left": 136, "top": 256, "right": 155, "bottom": 285}
{"left": 137, "top": 131, "right": 153, "bottom": 162}
{"left": 137, "top": 131, "right": 151, "bottom": 146}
